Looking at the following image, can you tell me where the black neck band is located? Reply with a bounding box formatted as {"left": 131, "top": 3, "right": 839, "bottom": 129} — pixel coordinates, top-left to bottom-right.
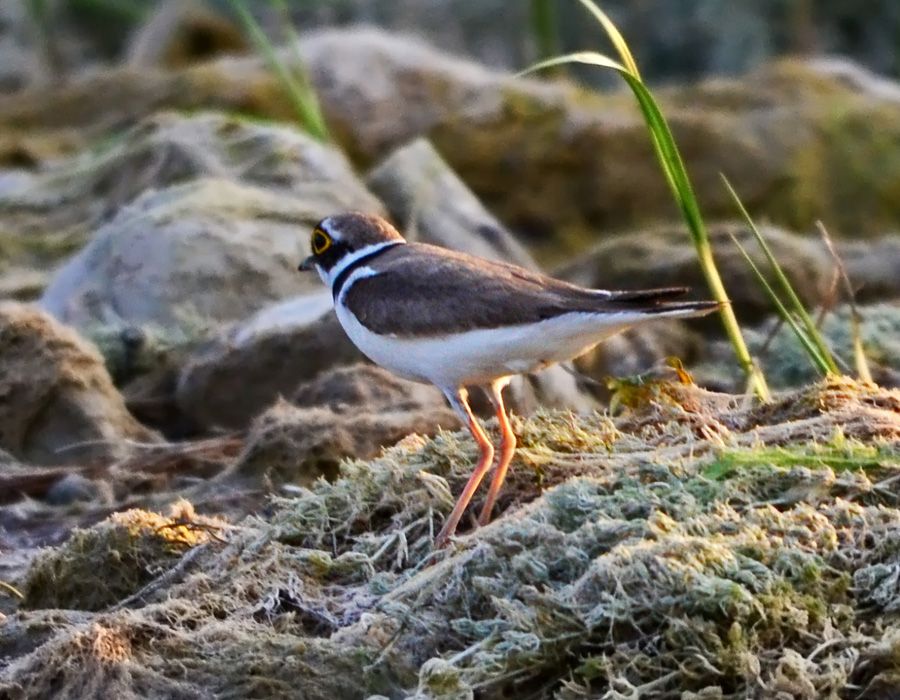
{"left": 331, "top": 242, "right": 402, "bottom": 301}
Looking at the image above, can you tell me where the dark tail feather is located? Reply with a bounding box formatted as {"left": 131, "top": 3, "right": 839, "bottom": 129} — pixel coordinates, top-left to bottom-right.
{"left": 606, "top": 286, "right": 690, "bottom": 303}
{"left": 583, "top": 287, "right": 722, "bottom": 317}
{"left": 644, "top": 299, "right": 723, "bottom": 317}
{"left": 604, "top": 287, "right": 722, "bottom": 315}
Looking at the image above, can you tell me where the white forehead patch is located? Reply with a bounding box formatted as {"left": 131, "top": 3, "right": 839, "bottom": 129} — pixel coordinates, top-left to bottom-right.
{"left": 319, "top": 217, "right": 343, "bottom": 242}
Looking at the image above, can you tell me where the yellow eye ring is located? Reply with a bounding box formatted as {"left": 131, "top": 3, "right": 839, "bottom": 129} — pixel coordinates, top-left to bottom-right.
{"left": 312, "top": 228, "right": 332, "bottom": 255}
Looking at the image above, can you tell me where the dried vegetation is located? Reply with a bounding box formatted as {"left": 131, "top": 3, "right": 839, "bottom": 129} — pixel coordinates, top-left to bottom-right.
{"left": 1, "top": 378, "right": 899, "bottom": 699}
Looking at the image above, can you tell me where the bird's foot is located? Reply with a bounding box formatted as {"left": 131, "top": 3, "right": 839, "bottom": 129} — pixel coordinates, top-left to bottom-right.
{"left": 433, "top": 525, "right": 454, "bottom": 549}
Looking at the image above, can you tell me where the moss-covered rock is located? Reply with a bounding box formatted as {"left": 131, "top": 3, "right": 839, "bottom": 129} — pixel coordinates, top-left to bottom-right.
{"left": 231, "top": 365, "right": 460, "bottom": 483}
{"left": 22, "top": 500, "right": 223, "bottom": 611}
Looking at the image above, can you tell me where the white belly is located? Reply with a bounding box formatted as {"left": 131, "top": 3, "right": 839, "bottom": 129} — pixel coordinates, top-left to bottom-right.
{"left": 335, "top": 300, "right": 641, "bottom": 390}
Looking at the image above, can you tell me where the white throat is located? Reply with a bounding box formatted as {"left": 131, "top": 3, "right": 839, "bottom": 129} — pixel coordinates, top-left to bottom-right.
{"left": 318, "top": 240, "right": 400, "bottom": 289}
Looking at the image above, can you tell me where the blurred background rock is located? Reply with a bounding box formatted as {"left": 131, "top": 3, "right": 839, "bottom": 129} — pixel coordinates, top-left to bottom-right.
{"left": 4, "top": 0, "right": 900, "bottom": 88}
{"left": 0, "top": 0, "right": 897, "bottom": 448}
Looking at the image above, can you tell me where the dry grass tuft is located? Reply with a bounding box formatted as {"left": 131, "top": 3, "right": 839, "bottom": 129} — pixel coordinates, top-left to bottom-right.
{"left": 22, "top": 500, "right": 226, "bottom": 612}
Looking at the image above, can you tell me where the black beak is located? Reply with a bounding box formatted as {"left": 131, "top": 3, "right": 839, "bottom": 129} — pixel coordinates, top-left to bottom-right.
{"left": 298, "top": 256, "right": 315, "bottom": 272}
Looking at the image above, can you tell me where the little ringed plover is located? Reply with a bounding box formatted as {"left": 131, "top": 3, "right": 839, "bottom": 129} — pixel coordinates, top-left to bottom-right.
{"left": 299, "top": 212, "right": 719, "bottom": 547}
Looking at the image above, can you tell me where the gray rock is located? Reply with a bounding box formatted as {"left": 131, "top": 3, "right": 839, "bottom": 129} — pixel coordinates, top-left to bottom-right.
{"left": 292, "top": 363, "right": 450, "bottom": 415}
{"left": 176, "top": 293, "right": 365, "bottom": 431}
{"left": 44, "top": 474, "right": 106, "bottom": 506}
{"left": 557, "top": 222, "right": 832, "bottom": 324}
{"left": 840, "top": 236, "right": 900, "bottom": 304}
{"left": 806, "top": 57, "right": 900, "bottom": 105}
{"left": 0, "top": 2, "right": 38, "bottom": 92}
{"left": 6, "top": 32, "right": 900, "bottom": 238}
{"left": 39, "top": 177, "right": 357, "bottom": 331}
{"left": 367, "top": 138, "right": 536, "bottom": 268}
{"left": 295, "top": 29, "right": 900, "bottom": 240}
{"left": 558, "top": 222, "right": 900, "bottom": 324}
{"left": 2, "top": 110, "right": 379, "bottom": 215}
{"left": 2, "top": 112, "right": 383, "bottom": 299}
{"left": 0, "top": 302, "right": 158, "bottom": 466}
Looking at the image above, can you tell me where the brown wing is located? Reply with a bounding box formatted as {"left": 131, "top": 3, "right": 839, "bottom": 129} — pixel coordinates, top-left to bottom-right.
{"left": 341, "top": 243, "right": 703, "bottom": 337}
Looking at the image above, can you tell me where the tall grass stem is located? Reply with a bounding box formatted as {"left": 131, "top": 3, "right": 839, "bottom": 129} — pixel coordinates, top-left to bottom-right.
{"left": 522, "top": 30, "right": 769, "bottom": 400}
{"left": 817, "top": 221, "right": 873, "bottom": 382}
{"left": 726, "top": 231, "right": 832, "bottom": 375}
{"left": 227, "top": 0, "right": 330, "bottom": 141}
{"left": 530, "top": 0, "right": 561, "bottom": 67}
{"left": 722, "top": 176, "right": 839, "bottom": 375}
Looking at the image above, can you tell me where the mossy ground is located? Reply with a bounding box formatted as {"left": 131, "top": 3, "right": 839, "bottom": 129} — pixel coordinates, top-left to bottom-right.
{"left": 21, "top": 500, "right": 226, "bottom": 612}
{"left": 1, "top": 378, "right": 898, "bottom": 699}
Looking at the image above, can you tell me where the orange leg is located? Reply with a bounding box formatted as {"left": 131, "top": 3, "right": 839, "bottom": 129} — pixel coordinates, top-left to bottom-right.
{"left": 478, "top": 380, "right": 516, "bottom": 526}
{"left": 434, "top": 388, "right": 495, "bottom": 548}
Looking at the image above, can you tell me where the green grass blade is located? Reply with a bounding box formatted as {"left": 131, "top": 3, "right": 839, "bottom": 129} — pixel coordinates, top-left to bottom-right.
{"left": 726, "top": 231, "right": 832, "bottom": 376}
{"left": 269, "top": 0, "right": 330, "bottom": 141}
{"left": 521, "top": 51, "right": 626, "bottom": 75}
{"left": 530, "top": 0, "right": 561, "bottom": 66}
{"left": 705, "top": 444, "right": 892, "bottom": 479}
{"left": 722, "top": 177, "right": 839, "bottom": 374}
{"left": 522, "top": 51, "right": 770, "bottom": 400}
{"left": 574, "top": 0, "right": 641, "bottom": 78}
{"left": 525, "top": 54, "right": 701, "bottom": 249}
{"left": 226, "top": 0, "right": 330, "bottom": 141}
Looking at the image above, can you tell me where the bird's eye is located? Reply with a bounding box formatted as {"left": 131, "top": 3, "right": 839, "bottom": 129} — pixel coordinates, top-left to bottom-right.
{"left": 312, "top": 228, "right": 332, "bottom": 255}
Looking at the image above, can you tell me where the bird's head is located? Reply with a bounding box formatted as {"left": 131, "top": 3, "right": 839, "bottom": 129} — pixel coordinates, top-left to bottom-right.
{"left": 299, "top": 212, "right": 406, "bottom": 286}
